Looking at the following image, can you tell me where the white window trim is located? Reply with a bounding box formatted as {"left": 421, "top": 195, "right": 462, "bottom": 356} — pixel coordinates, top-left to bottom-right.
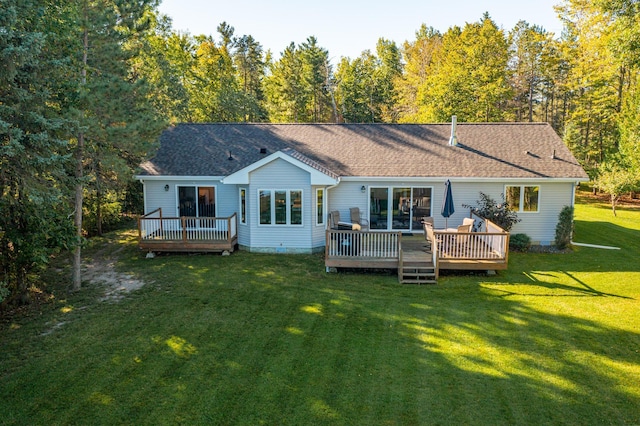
{"left": 239, "top": 187, "right": 247, "bottom": 225}
{"left": 257, "top": 189, "right": 304, "bottom": 227}
{"left": 505, "top": 185, "right": 541, "bottom": 213}
{"left": 368, "top": 185, "right": 434, "bottom": 231}
{"left": 175, "top": 184, "right": 217, "bottom": 218}
{"left": 316, "top": 188, "right": 325, "bottom": 226}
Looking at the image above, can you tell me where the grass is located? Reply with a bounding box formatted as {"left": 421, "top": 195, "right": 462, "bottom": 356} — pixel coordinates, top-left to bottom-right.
{"left": 1, "top": 191, "right": 639, "bottom": 425}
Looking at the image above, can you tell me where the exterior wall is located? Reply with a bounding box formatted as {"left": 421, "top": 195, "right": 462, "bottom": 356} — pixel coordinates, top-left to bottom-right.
{"left": 328, "top": 179, "right": 577, "bottom": 245}
{"left": 142, "top": 179, "right": 225, "bottom": 216}
{"left": 142, "top": 175, "right": 576, "bottom": 250}
{"left": 246, "top": 159, "right": 316, "bottom": 253}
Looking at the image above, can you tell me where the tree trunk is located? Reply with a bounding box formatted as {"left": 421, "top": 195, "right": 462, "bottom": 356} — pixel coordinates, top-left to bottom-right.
{"left": 96, "top": 162, "right": 103, "bottom": 236}
{"left": 72, "top": 135, "right": 84, "bottom": 291}
{"left": 72, "top": 18, "right": 89, "bottom": 291}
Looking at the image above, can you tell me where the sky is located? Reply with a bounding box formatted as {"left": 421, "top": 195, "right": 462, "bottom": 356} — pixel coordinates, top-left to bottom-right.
{"left": 157, "top": 0, "right": 564, "bottom": 62}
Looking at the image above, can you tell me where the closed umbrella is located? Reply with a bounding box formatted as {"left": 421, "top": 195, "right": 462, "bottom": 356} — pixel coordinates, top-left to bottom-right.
{"left": 441, "top": 179, "right": 455, "bottom": 228}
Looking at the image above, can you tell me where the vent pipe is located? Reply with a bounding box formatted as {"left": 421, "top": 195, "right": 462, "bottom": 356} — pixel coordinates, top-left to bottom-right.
{"left": 449, "top": 115, "right": 458, "bottom": 146}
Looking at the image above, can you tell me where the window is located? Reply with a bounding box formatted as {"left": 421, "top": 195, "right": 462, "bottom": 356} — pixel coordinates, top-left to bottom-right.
{"left": 258, "top": 189, "right": 303, "bottom": 226}
{"left": 506, "top": 185, "right": 539, "bottom": 212}
{"left": 316, "top": 189, "right": 324, "bottom": 225}
{"left": 239, "top": 188, "right": 247, "bottom": 224}
{"left": 178, "top": 186, "right": 215, "bottom": 217}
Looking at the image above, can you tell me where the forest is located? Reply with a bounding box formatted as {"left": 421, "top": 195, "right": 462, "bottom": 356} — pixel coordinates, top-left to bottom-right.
{"left": 1, "top": 0, "right": 639, "bottom": 306}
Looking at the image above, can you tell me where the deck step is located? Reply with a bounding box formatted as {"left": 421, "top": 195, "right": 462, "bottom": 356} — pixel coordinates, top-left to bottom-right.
{"left": 400, "top": 266, "right": 437, "bottom": 284}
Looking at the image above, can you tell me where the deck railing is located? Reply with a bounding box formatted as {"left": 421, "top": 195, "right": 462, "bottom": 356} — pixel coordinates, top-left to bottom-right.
{"left": 434, "top": 215, "right": 508, "bottom": 260}
{"left": 325, "top": 229, "right": 401, "bottom": 259}
{"left": 138, "top": 208, "right": 237, "bottom": 244}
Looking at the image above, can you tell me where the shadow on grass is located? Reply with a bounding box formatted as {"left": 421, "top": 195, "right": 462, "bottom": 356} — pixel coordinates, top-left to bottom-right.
{"left": 3, "top": 247, "right": 637, "bottom": 425}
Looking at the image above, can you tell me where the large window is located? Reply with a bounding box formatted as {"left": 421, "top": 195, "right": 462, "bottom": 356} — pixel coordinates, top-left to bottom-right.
{"left": 259, "top": 189, "right": 303, "bottom": 226}
{"left": 506, "top": 185, "right": 539, "bottom": 212}
{"left": 178, "top": 186, "right": 215, "bottom": 217}
{"left": 369, "top": 186, "right": 432, "bottom": 231}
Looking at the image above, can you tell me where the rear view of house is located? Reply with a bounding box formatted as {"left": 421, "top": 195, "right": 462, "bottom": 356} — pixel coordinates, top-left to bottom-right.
{"left": 136, "top": 121, "right": 587, "bottom": 280}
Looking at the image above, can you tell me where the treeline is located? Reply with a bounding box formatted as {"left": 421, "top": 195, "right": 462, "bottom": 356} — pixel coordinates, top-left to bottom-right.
{"left": 1, "top": 0, "right": 639, "bottom": 305}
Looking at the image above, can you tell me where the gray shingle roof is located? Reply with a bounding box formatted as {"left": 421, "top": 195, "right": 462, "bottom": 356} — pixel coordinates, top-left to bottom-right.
{"left": 138, "top": 123, "right": 588, "bottom": 180}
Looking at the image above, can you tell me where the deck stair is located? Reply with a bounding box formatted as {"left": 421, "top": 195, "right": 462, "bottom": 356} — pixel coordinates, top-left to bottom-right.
{"left": 399, "top": 245, "right": 437, "bottom": 284}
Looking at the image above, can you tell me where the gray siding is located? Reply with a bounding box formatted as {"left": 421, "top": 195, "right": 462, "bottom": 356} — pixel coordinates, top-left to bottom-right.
{"left": 328, "top": 180, "right": 576, "bottom": 245}
{"left": 247, "top": 159, "right": 314, "bottom": 252}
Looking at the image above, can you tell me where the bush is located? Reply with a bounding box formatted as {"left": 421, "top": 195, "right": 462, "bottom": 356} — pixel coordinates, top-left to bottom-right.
{"left": 555, "top": 206, "right": 574, "bottom": 249}
{"left": 510, "top": 233, "right": 531, "bottom": 252}
{"left": 463, "top": 192, "right": 521, "bottom": 231}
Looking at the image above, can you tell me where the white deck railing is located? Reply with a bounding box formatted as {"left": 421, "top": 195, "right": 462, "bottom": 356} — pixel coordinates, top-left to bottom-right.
{"left": 326, "top": 230, "right": 400, "bottom": 259}
{"left": 138, "top": 208, "right": 237, "bottom": 244}
{"left": 434, "top": 215, "right": 508, "bottom": 260}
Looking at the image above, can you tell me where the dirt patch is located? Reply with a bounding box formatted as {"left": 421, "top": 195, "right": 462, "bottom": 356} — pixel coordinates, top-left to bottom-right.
{"left": 83, "top": 247, "right": 146, "bottom": 302}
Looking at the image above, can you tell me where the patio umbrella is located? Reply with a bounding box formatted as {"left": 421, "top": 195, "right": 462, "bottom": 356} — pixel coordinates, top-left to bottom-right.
{"left": 441, "top": 179, "right": 455, "bottom": 228}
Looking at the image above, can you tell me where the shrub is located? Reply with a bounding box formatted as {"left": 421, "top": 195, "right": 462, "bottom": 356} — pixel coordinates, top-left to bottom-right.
{"left": 463, "top": 192, "right": 521, "bottom": 231}
{"left": 555, "top": 206, "right": 574, "bottom": 249}
{"left": 510, "top": 233, "right": 531, "bottom": 252}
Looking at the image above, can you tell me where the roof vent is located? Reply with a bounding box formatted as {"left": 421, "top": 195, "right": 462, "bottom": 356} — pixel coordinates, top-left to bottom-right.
{"left": 260, "top": 148, "right": 267, "bottom": 154}
{"left": 449, "top": 115, "right": 458, "bottom": 146}
{"left": 551, "top": 149, "right": 556, "bottom": 159}
{"left": 228, "top": 150, "right": 233, "bottom": 161}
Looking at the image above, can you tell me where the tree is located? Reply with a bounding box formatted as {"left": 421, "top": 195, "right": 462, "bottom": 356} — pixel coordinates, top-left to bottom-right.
{"left": 69, "top": 0, "right": 165, "bottom": 290}
{"left": 265, "top": 37, "right": 333, "bottom": 122}
{"left": 508, "top": 21, "right": 556, "bottom": 122}
{"left": 594, "top": 160, "right": 638, "bottom": 215}
{"left": 558, "top": 0, "right": 625, "bottom": 169}
{"left": 0, "top": 0, "right": 74, "bottom": 304}
{"left": 416, "top": 14, "right": 511, "bottom": 122}
{"left": 396, "top": 25, "right": 442, "bottom": 122}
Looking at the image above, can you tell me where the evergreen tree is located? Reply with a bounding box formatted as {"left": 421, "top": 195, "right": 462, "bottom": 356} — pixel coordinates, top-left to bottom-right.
{"left": 0, "top": 0, "right": 74, "bottom": 304}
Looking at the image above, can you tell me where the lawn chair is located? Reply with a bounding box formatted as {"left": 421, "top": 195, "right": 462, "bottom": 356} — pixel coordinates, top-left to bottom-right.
{"left": 423, "top": 222, "right": 440, "bottom": 252}
{"left": 330, "top": 211, "right": 357, "bottom": 230}
{"left": 349, "top": 207, "right": 369, "bottom": 231}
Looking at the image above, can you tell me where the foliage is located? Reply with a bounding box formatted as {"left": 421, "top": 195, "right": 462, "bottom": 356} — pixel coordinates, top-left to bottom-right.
{"left": 594, "top": 160, "right": 638, "bottom": 215}
{"left": 464, "top": 192, "right": 521, "bottom": 231}
{"left": 264, "top": 37, "right": 334, "bottom": 122}
{"left": 555, "top": 206, "right": 575, "bottom": 249}
{"left": 509, "top": 233, "right": 532, "bottom": 251}
{"left": 334, "top": 39, "right": 402, "bottom": 123}
{"left": 0, "top": 0, "right": 75, "bottom": 304}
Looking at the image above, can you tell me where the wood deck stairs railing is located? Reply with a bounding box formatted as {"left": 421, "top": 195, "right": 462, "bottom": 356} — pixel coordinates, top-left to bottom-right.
{"left": 398, "top": 242, "right": 438, "bottom": 284}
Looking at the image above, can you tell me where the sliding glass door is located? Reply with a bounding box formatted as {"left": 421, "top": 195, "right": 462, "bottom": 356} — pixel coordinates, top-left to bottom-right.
{"left": 369, "top": 186, "right": 432, "bottom": 231}
{"left": 178, "top": 186, "right": 216, "bottom": 217}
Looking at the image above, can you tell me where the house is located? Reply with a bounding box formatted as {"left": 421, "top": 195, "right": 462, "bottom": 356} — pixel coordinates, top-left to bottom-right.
{"left": 135, "top": 120, "right": 588, "bottom": 280}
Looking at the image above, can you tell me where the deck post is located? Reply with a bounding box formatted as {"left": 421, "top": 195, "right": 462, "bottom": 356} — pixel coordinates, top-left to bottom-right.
{"left": 159, "top": 208, "right": 163, "bottom": 236}
{"left": 181, "top": 217, "right": 187, "bottom": 242}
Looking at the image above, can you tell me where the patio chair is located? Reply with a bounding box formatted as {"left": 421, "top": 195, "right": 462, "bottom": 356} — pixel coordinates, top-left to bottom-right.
{"left": 423, "top": 222, "right": 440, "bottom": 252}
{"left": 349, "top": 207, "right": 369, "bottom": 231}
{"left": 330, "top": 211, "right": 357, "bottom": 230}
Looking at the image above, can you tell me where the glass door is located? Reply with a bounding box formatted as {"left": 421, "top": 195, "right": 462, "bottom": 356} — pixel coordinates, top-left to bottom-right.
{"left": 411, "top": 187, "right": 432, "bottom": 230}
{"left": 392, "top": 188, "right": 411, "bottom": 230}
{"left": 179, "top": 186, "right": 215, "bottom": 217}
{"left": 369, "top": 187, "right": 388, "bottom": 230}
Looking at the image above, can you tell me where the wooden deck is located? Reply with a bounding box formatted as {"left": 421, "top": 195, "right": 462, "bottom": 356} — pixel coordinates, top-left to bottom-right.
{"left": 325, "top": 217, "right": 509, "bottom": 283}
{"left": 138, "top": 209, "right": 238, "bottom": 253}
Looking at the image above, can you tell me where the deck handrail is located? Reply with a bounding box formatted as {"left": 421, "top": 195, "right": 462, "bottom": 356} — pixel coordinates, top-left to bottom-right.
{"left": 325, "top": 229, "right": 401, "bottom": 259}
{"left": 434, "top": 214, "right": 508, "bottom": 261}
{"left": 139, "top": 212, "right": 238, "bottom": 243}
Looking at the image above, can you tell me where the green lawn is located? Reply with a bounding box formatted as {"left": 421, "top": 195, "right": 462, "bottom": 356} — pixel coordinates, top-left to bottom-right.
{"left": 1, "top": 193, "right": 639, "bottom": 425}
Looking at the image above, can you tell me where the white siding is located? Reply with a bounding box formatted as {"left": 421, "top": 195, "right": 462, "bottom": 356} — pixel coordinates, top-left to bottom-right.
{"left": 247, "top": 159, "right": 314, "bottom": 252}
